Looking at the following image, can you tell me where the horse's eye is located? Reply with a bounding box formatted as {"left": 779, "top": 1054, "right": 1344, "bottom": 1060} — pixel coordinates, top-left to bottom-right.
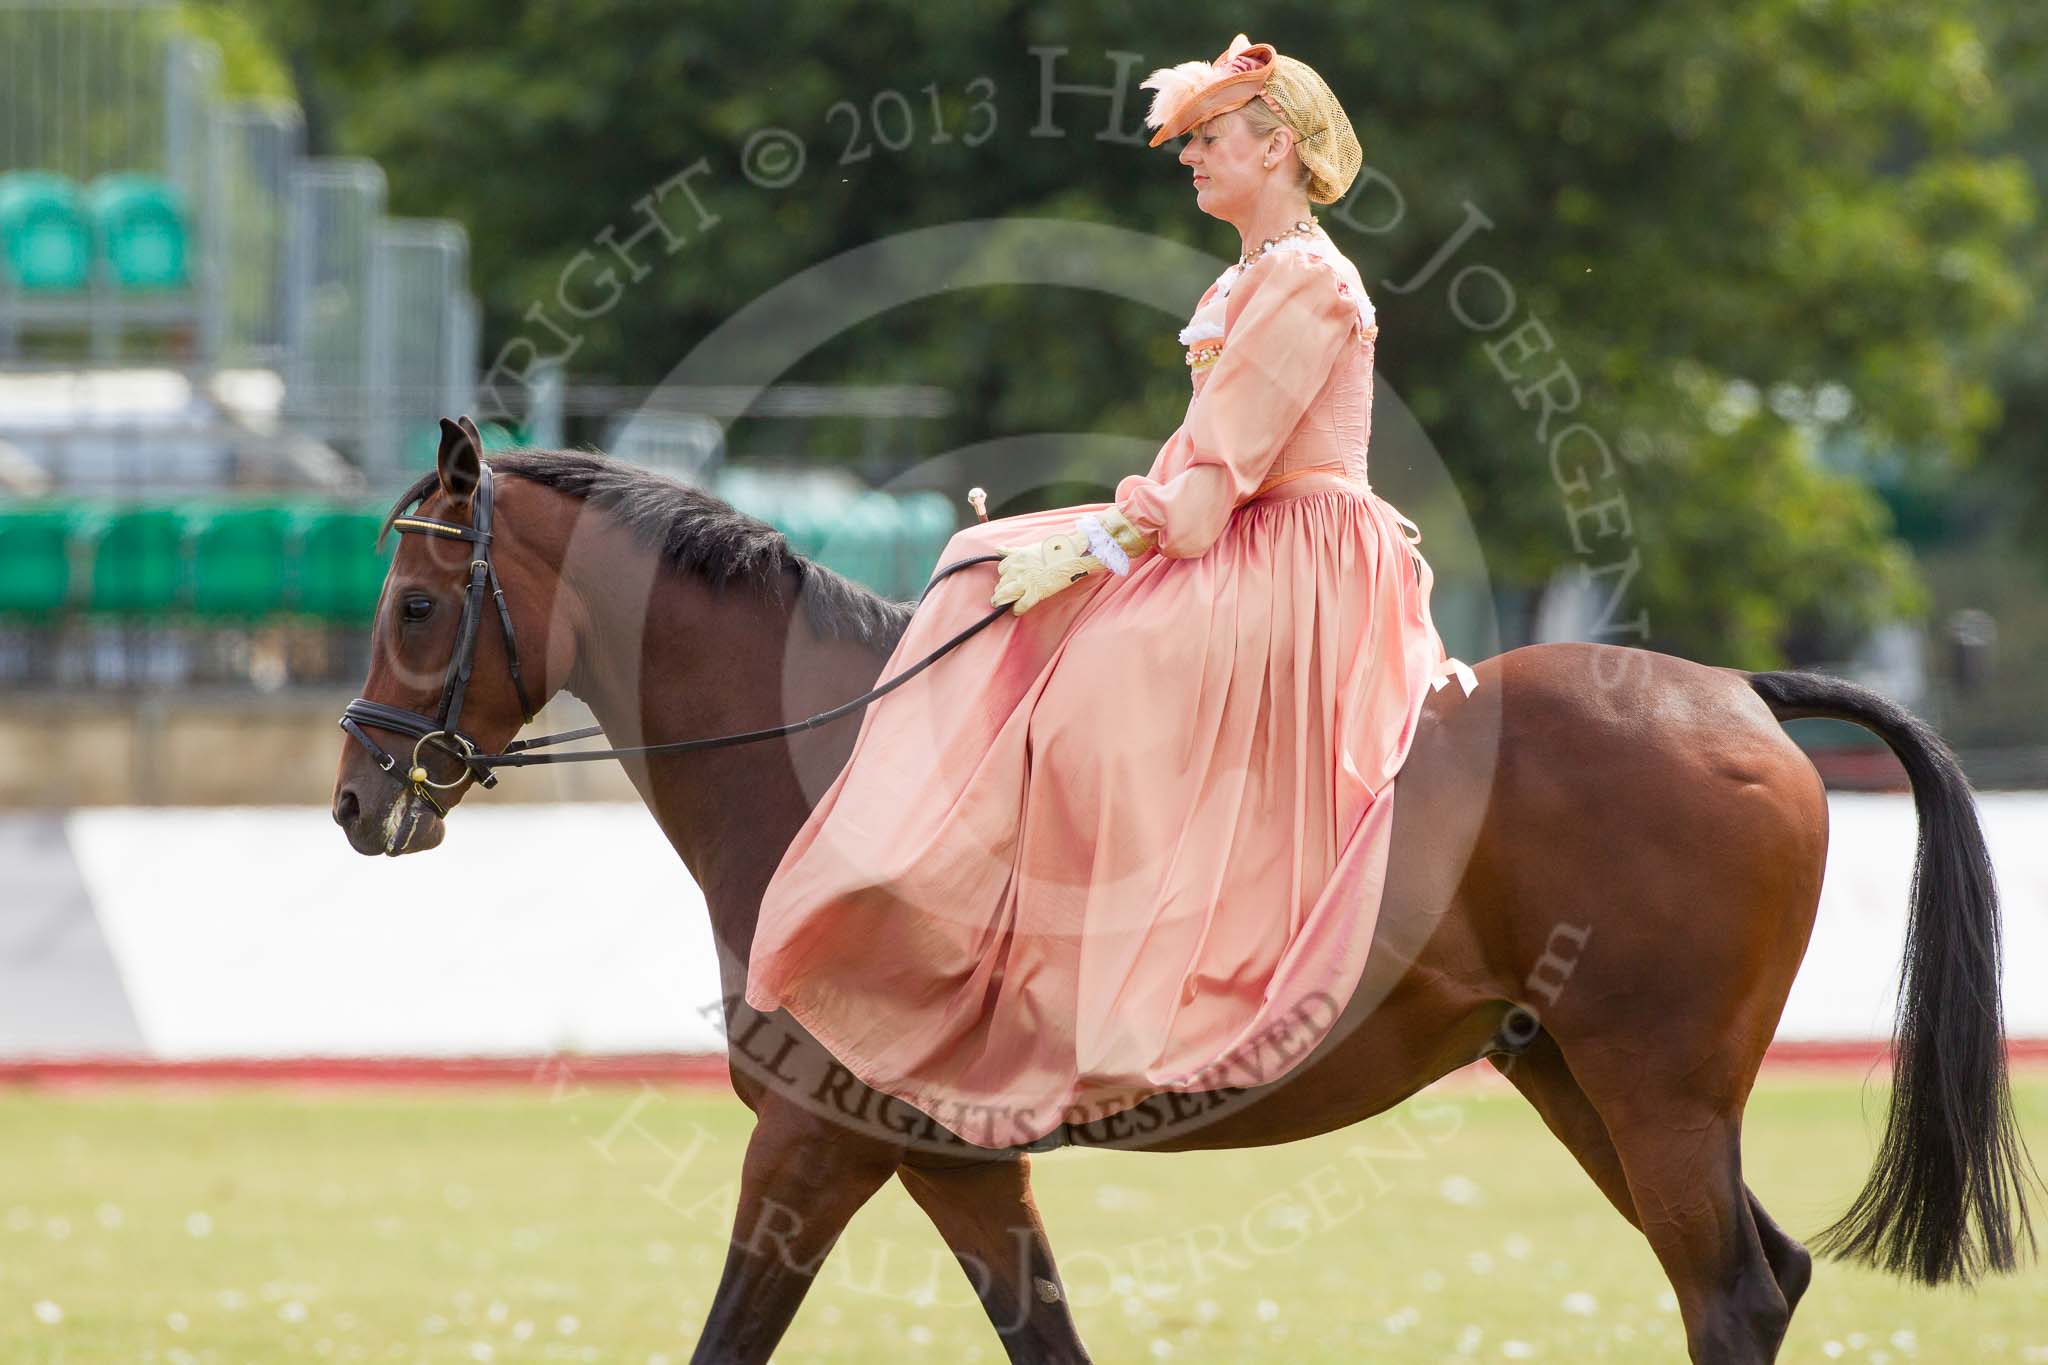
{"left": 402, "top": 595, "right": 435, "bottom": 623}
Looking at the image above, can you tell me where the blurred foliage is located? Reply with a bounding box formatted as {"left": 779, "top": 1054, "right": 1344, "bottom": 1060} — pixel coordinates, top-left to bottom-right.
{"left": 1974, "top": 6, "right": 2048, "bottom": 550}
{"left": 234, "top": 0, "right": 2039, "bottom": 670}
{"left": 172, "top": 3, "right": 293, "bottom": 101}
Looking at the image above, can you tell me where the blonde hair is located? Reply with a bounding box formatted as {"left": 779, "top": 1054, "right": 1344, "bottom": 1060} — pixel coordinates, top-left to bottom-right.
{"left": 1236, "top": 56, "right": 1363, "bottom": 205}
{"left": 1234, "top": 98, "right": 1313, "bottom": 197}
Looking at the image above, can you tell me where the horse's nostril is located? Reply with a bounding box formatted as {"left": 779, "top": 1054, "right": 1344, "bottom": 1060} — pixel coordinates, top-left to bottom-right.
{"left": 334, "top": 788, "right": 361, "bottom": 826}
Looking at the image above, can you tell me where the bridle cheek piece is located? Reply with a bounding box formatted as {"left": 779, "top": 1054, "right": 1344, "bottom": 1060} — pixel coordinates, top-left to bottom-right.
{"left": 340, "top": 460, "right": 1011, "bottom": 818}
{"left": 340, "top": 462, "right": 536, "bottom": 817}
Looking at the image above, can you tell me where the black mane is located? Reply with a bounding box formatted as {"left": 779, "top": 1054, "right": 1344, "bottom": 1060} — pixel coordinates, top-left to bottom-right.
{"left": 383, "top": 449, "right": 917, "bottom": 653}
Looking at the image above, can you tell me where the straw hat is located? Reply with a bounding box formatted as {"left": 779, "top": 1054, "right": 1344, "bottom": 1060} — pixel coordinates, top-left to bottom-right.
{"left": 1141, "top": 33, "right": 1363, "bottom": 205}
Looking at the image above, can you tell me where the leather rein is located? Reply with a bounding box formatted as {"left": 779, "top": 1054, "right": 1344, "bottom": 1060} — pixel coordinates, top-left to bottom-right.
{"left": 339, "top": 462, "right": 1007, "bottom": 816}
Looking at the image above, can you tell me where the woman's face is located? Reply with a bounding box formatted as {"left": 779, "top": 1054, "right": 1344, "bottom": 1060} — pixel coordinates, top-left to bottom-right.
{"left": 1177, "top": 110, "right": 1275, "bottom": 220}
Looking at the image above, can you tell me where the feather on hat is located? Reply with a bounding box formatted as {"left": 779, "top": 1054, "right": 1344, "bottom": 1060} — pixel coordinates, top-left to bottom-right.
{"left": 1140, "top": 34, "right": 1278, "bottom": 148}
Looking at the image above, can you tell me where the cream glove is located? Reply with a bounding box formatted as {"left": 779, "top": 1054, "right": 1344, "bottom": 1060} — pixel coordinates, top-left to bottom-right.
{"left": 989, "top": 507, "right": 1155, "bottom": 616}
{"left": 990, "top": 527, "right": 1102, "bottom": 616}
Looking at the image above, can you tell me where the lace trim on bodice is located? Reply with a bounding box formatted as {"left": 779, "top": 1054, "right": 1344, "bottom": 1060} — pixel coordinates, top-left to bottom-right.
{"left": 1179, "top": 232, "right": 1378, "bottom": 369}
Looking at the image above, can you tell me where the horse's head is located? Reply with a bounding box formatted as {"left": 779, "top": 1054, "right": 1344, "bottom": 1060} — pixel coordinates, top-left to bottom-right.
{"left": 331, "top": 417, "right": 571, "bottom": 856}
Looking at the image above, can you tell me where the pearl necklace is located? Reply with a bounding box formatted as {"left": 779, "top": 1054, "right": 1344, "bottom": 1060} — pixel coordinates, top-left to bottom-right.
{"left": 1238, "top": 215, "right": 1320, "bottom": 268}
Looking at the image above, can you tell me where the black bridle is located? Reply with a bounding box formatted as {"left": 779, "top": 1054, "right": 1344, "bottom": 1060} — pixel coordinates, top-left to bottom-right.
{"left": 340, "top": 462, "right": 1007, "bottom": 816}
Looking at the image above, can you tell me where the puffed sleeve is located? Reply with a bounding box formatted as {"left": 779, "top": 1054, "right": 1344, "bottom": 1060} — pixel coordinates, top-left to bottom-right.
{"left": 1114, "top": 250, "right": 1361, "bottom": 559}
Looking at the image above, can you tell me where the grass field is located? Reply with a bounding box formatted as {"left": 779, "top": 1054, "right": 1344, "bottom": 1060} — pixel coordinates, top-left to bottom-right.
{"left": 2, "top": 1073, "right": 2044, "bottom": 1363}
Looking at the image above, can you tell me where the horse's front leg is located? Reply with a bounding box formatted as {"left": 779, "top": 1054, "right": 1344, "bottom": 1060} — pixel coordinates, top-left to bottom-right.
{"left": 898, "top": 1153, "right": 1094, "bottom": 1363}
{"left": 691, "top": 1090, "right": 903, "bottom": 1364}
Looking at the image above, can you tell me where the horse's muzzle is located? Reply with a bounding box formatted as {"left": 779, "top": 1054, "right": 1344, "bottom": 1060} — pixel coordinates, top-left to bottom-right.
{"left": 334, "top": 777, "right": 446, "bottom": 857}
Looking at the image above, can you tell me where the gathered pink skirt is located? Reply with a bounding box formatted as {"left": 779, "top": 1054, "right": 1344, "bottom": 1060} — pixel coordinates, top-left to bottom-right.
{"left": 744, "top": 473, "right": 1451, "bottom": 1149}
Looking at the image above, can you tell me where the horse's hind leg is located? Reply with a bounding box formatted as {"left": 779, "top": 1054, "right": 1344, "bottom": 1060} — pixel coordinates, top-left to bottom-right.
{"left": 898, "top": 1154, "right": 1093, "bottom": 1364}
{"left": 1571, "top": 1068, "right": 1791, "bottom": 1364}
{"left": 1492, "top": 1031, "right": 1638, "bottom": 1226}
{"left": 1498, "top": 1033, "right": 1812, "bottom": 1339}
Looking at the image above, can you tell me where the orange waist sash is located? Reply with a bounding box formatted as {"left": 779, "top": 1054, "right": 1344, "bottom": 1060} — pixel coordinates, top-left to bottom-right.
{"left": 1248, "top": 463, "right": 1364, "bottom": 501}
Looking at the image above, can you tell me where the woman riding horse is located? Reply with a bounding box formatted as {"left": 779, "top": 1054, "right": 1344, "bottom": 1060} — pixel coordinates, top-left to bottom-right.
{"left": 333, "top": 31, "right": 2034, "bottom": 1365}
{"left": 744, "top": 33, "right": 1466, "bottom": 1154}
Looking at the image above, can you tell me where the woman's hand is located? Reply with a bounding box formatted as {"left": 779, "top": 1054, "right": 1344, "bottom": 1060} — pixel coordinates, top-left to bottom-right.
{"left": 990, "top": 528, "right": 1107, "bottom": 615}
{"left": 1079, "top": 506, "right": 1153, "bottom": 572}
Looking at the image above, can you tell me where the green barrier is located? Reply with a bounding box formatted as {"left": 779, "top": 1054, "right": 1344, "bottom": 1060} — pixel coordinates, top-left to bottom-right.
{"left": 84, "top": 505, "right": 186, "bottom": 615}
{"left": 0, "top": 505, "right": 82, "bottom": 617}
{"left": 291, "top": 506, "right": 392, "bottom": 623}
{"left": 187, "top": 504, "right": 293, "bottom": 619}
{"left": 901, "top": 492, "right": 959, "bottom": 594}
{"left": 716, "top": 476, "right": 962, "bottom": 600}
{"left": 0, "top": 172, "right": 91, "bottom": 292}
{"left": 824, "top": 492, "right": 900, "bottom": 596}
{"left": 86, "top": 174, "right": 190, "bottom": 292}
{"left": 6, "top": 484, "right": 953, "bottom": 625}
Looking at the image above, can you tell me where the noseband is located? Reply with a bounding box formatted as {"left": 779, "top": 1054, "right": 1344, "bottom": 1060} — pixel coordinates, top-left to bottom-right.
{"left": 340, "top": 462, "right": 1006, "bottom": 816}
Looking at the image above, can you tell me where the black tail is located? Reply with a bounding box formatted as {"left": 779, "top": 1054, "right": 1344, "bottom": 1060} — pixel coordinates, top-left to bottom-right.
{"left": 1751, "top": 669, "right": 2037, "bottom": 1285}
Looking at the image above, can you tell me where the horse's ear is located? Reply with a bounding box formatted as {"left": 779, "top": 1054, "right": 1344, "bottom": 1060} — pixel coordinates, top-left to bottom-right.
{"left": 437, "top": 416, "right": 482, "bottom": 505}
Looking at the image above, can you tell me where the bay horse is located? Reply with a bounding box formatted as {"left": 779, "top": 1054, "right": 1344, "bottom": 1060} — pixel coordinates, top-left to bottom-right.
{"left": 331, "top": 422, "right": 2034, "bottom": 1364}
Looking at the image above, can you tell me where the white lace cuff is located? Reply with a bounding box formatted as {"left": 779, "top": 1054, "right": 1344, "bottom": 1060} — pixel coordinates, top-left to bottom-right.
{"left": 1073, "top": 513, "right": 1131, "bottom": 576}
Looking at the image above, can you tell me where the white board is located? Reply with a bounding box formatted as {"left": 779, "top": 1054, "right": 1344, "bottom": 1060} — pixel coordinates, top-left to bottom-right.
{"left": 32, "top": 792, "right": 2048, "bottom": 1058}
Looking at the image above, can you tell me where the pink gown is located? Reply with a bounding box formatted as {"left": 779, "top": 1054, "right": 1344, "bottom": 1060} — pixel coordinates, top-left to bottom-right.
{"left": 744, "top": 231, "right": 1461, "bottom": 1150}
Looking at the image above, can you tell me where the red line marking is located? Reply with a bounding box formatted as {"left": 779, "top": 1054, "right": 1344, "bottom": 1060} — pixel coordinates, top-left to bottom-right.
{"left": 0, "top": 1054, "right": 733, "bottom": 1090}
{"left": 1429, "top": 1039, "right": 2048, "bottom": 1090}
{"left": 4, "top": 1042, "right": 2045, "bottom": 1092}
{"left": 1763, "top": 1039, "right": 2048, "bottom": 1069}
